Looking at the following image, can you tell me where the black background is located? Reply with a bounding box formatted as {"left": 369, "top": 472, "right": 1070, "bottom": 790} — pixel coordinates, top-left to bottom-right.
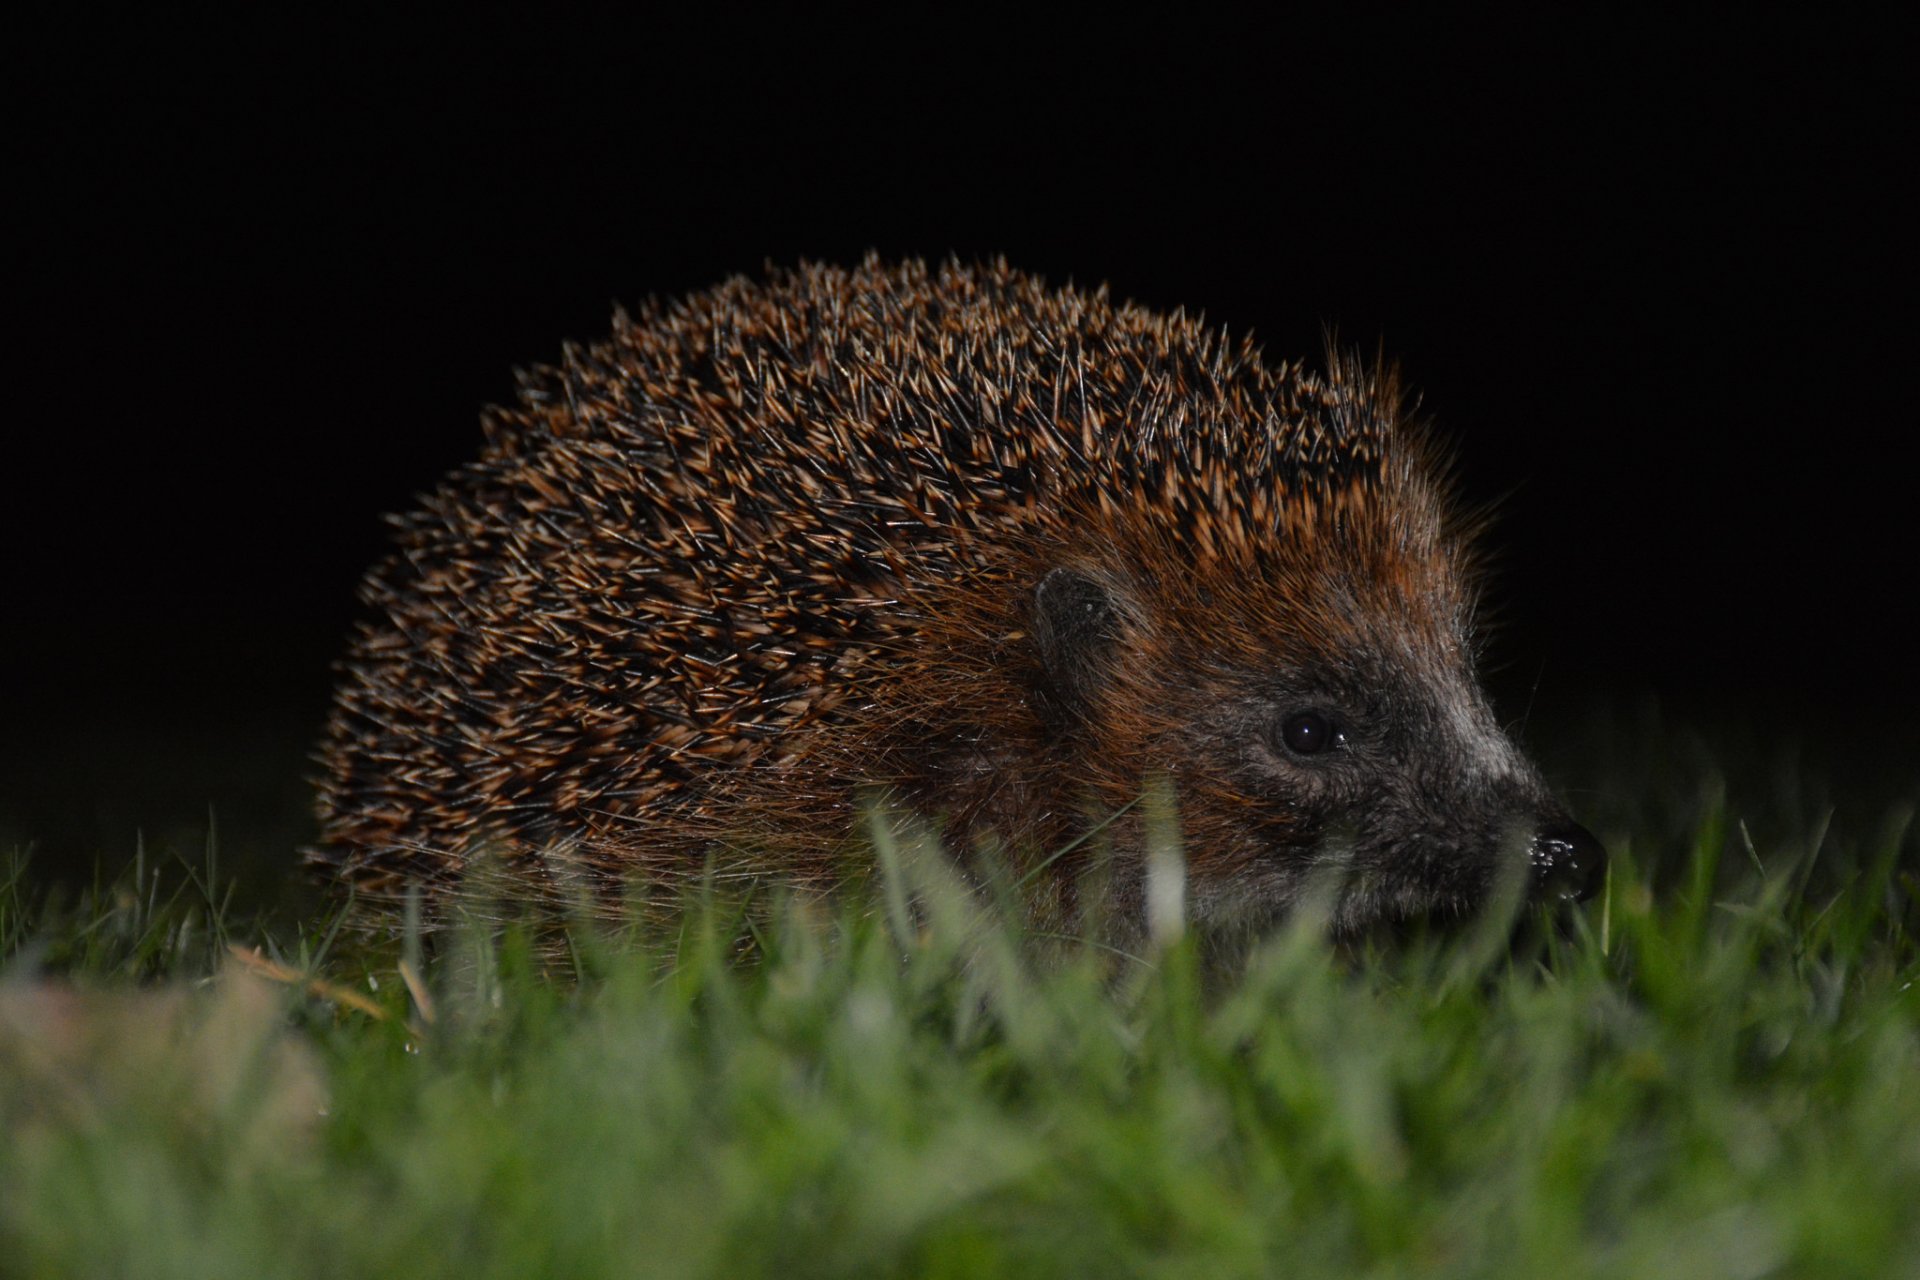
{"left": 6, "top": 12, "right": 1914, "bottom": 879}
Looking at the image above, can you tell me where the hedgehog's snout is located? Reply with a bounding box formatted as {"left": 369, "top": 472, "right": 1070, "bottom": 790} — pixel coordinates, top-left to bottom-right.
{"left": 1526, "top": 822, "right": 1607, "bottom": 905}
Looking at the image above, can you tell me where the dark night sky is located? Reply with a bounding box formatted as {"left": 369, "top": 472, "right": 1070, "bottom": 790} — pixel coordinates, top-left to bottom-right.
{"left": 5, "top": 12, "right": 1914, "bottom": 876}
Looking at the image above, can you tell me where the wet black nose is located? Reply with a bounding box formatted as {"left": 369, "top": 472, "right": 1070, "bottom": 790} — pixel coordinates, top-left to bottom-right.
{"left": 1528, "top": 822, "right": 1607, "bottom": 905}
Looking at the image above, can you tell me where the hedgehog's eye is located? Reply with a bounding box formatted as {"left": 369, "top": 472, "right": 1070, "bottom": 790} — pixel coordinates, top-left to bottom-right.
{"left": 1276, "top": 711, "right": 1342, "bottom": 756}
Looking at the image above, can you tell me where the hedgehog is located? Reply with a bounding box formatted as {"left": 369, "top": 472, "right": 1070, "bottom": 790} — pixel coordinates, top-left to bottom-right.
{"left": 311, "top": 256, "right": 1603, "bottom": 942}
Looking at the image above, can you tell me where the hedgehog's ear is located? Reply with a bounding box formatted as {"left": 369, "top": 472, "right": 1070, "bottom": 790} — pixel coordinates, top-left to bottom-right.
{"left": 1032, "top": 566, "right": 1124, "bottom": 720}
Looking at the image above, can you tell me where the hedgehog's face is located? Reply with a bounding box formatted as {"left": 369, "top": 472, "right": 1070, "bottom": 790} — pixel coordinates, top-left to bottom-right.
{"left": 1030, "top": 562, "right": 1604, "bottom": 937}
{"left": 1187, "top": 635, "right": 1604, "bottom": 936}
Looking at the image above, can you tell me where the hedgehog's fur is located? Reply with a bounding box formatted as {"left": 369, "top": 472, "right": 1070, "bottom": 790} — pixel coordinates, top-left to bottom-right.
{"left": 314, "top": 256, "right": 1592, "bottom": 939}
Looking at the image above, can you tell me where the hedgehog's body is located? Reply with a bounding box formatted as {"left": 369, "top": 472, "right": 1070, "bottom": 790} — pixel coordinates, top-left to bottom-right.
{"left": 314, "top": 258, "right": 1600, "bottom": 937}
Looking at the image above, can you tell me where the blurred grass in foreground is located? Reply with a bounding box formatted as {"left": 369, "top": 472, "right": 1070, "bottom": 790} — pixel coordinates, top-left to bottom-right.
{"left": 0, "top": 727, "right": 1916, "bottom": 1279}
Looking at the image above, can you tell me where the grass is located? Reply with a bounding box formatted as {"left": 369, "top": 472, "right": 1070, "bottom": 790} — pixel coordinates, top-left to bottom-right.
{"left": 1, "top": 720, "right": 1916, "bottom": 1278}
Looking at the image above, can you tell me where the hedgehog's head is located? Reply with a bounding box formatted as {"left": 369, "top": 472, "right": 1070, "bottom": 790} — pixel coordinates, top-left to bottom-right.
{"left": 1029, "top": 555, "right": 1603, "bottom": 937}
{"left": 1026, "top": 375, "right": 1602, "bottom": 938}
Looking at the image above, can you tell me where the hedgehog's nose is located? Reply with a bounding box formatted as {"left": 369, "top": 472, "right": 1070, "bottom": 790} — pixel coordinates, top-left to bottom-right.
{"left": 1528, "top": 822, "right": 1607, "bottom": 905}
